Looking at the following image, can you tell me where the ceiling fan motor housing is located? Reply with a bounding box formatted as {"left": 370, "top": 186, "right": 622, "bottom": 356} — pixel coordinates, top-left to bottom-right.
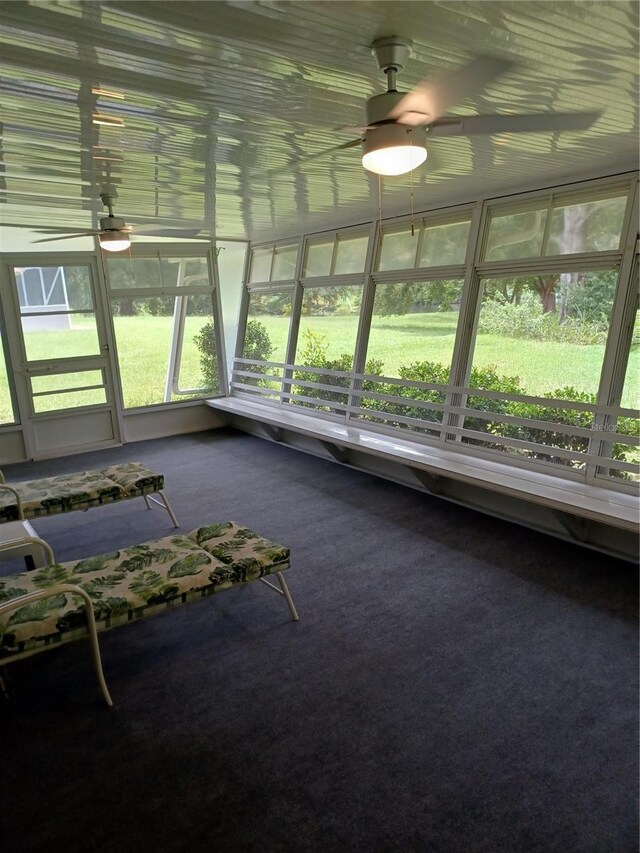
{"left": 363, "top": 91, "right": 427, "bottom": 163}
{"left": 100, "top": 215, "right": 126, "bottom": 231}
{"left": 365, "top": 91, "right": 407, "bottom": 126}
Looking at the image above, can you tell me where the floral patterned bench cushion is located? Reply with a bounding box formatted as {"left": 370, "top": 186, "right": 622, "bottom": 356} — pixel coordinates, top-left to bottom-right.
{"left": 0, "top": 462, "right": 164, "bottom": 523}
{"left": 188, "top": 521, "right": 290, "bottom": 580}
{"left": 0, "top": 523, "right": 290, "bottom": 659}
{"left": 100, "top": 463, "right": 164, "bottom": 497}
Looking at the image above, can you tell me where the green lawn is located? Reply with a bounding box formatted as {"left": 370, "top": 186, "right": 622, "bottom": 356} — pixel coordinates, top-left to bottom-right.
{"left": 112, "top": 315, "right": 214, "bottom": 408}
{"left": 0, "top": 315, "right": 215, "bottom": 418}
{"left": 252, "top": 312, "right": 640, "bottom": 407}
{"left": 1, "top": 312, "right": 638, "bottom": 423}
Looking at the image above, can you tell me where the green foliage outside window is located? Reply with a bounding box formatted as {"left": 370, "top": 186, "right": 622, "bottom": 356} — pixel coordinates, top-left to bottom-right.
{"left": 367, "top": 360, "right": 638, "bottom": 472}
{"left": 194, "top": 319, "right": 275, "bottom": 390}
{"left": 292, "top": 329, "right": 383, "bottom": 410}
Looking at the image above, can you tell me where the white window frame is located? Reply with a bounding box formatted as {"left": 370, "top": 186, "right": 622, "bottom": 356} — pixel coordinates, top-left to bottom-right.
{"left": 104, "top": 243, "right": 224, "bottom": 411}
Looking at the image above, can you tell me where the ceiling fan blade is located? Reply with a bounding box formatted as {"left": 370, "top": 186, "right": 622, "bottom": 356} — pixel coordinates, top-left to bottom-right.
{"left": 33, "top": 233, "right": 96, "bottom": 243}
{"left": 429, "top": 111, "right": 601, "bottom": 138}
{"left": 388, "top": 55, "right": 514, "bottom": 126}
{"left": 135, "top": 228, "right": 212, "bottom": 240}
{"left": 1, "top": 222, "right": 98, "bottom": 235}
{"left": 259, "top": 138, "right": 362, "bottom": 178}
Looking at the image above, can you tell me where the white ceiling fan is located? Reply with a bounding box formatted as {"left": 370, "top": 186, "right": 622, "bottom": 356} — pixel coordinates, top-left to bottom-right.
{"left": 272, "top": 37, "right": 600, "bottom": 177}
{"left": 4, "top": 187, "right": 211, "bottom": 251}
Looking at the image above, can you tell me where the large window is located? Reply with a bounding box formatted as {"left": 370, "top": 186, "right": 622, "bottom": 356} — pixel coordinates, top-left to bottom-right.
{"left": 234, "top": 289, "right": 293, "bottom": 397}
{"left": 358, "top": 279, "right": 465, "bottom": 435}
{"left": 233, "top": 175, "right": 638, "bottom": 488}
{"left": 462, "top": 270, "right": 621, "bottom": 469}
{"left": 601, "top": 299, "right": 640, "bottom": 482}
{"left": 484, "top": 191, "right": 627, "bottom": 261}
{"left": 249, "top": 243, "right": 298, "bottom": 283}
{"left": 291, "top": 285, "right": 363, "bottom": 411}
{"left": 303, "top": 231, "right": 369, "bottom": 277}
{"left": 471, "top": 271, "right": 617, "bottom": 398}
{"left": 107, "top": 252, "right": 220, "bottom": 408}
{"left": 376, "top": 217, "right": 470, "bottom": 271}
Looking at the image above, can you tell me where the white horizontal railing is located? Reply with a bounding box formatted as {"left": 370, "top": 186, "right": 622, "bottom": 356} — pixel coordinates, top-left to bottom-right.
{"left": 230, "top": 357, "right": 639, "bottom": 488}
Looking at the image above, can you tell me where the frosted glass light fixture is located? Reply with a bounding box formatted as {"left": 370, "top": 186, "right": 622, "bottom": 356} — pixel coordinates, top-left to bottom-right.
{"left": 361, "top": 123, "right": 427, "bottom": 176}
{"left": 99, "top": 231, "right": 131, "bottom": 252}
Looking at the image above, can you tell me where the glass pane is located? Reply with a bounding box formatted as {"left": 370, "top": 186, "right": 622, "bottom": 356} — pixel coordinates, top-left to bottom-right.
{"left": 107, "top": 257, "right": 210, "bottom": 289}
{"left": 244, "top": 291, "right": 292, "bottom": 367}
{"left": 15, "top": 265, "right": 93, "bottom": 312}
{"left": 0, "top": 326, "right": 16, "bottom": 425}
{"left": 107, "top": 257, "right": 209, "bottom": 290}
{"left": 292, "top": 285, "right": 362, "bottom": 411}
{"left": 622, "top": 305, "right": 639, "bottom": 410}
{"left": 606, "top": 305, "right": 639, "bottom": 481}
{"left": 21, "top": 313, "right": 100, "bottom": 360}
{"left": 108, "top": 257, "right": 161, "bottom": 289}
{"left": 334, "top": 235, "right": 368, "bottom": 274}
{"left": 162, "top": 257, "right": 210, "bottom": 287}
{"left": 546, "top": 196, "right": 627, "bottom": 255}
{"left": 360, "top": 279, "right": 464, "bottom": 435}
{"left": 113, "top": 294, "right": 217, "bottom": 408}
{"left": 249, "top": 248, "right": 272, "bottom": 283}
{"left": 304, "top": 240, "right": 333, "bottom": 277}
{"left": 485, "top": 208, "right": 547, "bottom": 261}
{"left": 31, "top": 370, "right": 103, "bottom": 394}
{"left": 377, "top": 228, "right": 418, "bottom": 271}
{"left": 237, "top": 291, "right": 293, "bottom": 392}
{"left": 180, "top": 296, "right": 219, "bottom": 396}
{"left": 465, "top": 270, "right": 618, "bottom": 468}
{"left": 419, "top": 220, "right": 471, "bottom": 266}
{"left": 367, "top": 280, "right": 464, "bottom": 380}
{"left": 217, "top": 241, "right": 248, "bottom": 384}
{"left": 271, "top": 245, "right": 298, "bottom": 280}
{"left": 32, "top": 387, "right": 106, "bottom": 414}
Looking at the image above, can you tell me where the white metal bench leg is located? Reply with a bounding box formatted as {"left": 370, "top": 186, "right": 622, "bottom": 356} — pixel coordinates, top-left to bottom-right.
{"left": 81, "top": 588, "right": 114, "bottom": 708}
{"left": 259, "top": 571, "right": 299, "bottom": 621}
{"left": 0, "top": 584, "right": 114, "bottom": 708}
{"left": 142, "top": 491, "right": 180, "bottom": 527}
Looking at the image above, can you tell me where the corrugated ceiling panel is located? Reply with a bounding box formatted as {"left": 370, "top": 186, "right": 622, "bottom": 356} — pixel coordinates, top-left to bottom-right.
{"left": 0, "top": 0, "right": 637, "bottom": 242}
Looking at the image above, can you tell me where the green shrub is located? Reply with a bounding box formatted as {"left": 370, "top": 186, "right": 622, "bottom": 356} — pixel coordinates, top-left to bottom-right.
{"left": 360, "top": 358, "right": 638, "bottom": 473}
{"left": 193, "top": 322, "right": 219, "bottom": 391}
{"left": 478, "top": 292, "right": 608, "bottom": 345}
{"left": 194, "top": 318, "right": 275, "bottom": 390}
{"left": 293, "top": 329, "right": 383, "bottom": 409}
{"left": 242, "top": 319, "right": 274, "bottom": 362}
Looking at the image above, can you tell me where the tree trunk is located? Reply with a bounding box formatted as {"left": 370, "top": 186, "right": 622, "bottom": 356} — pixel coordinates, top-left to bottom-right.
{"left": 535, "top": 275, "right": 558, "bottom": 313}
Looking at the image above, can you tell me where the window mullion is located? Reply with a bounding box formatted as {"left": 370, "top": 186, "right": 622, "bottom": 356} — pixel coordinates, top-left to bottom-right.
{"left": 445, "top": 201, "right": 484, "bottom": 446}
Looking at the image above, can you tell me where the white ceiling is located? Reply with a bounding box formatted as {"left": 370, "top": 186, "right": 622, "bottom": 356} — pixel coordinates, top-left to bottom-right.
{"left": 0, "top": 0, "right": 638, "bottom": 244}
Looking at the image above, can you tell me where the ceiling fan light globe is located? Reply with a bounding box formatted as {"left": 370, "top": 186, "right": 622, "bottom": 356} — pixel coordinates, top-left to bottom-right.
{"left": 361, "top": 123, "right": 427, "bottom": 176}
{"left": 362, "top": 144, "right": 427, "bottom": 176}
{"left": 99, "top": 231, "right": 131, "bottom": 252}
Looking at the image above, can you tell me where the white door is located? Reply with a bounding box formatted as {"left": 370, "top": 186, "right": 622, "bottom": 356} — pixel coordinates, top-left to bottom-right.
{"left": 2, "top": 255, "right": 122, "bottom": 459}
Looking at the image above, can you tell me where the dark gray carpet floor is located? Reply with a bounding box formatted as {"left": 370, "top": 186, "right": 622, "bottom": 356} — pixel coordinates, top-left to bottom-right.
{"left": 1, "top": 427, "right": 637, "bottom": 853}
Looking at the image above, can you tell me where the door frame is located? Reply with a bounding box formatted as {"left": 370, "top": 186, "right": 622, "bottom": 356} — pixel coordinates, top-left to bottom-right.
{"left": 0, "top": 252, "right": 122, "bottom": 458}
